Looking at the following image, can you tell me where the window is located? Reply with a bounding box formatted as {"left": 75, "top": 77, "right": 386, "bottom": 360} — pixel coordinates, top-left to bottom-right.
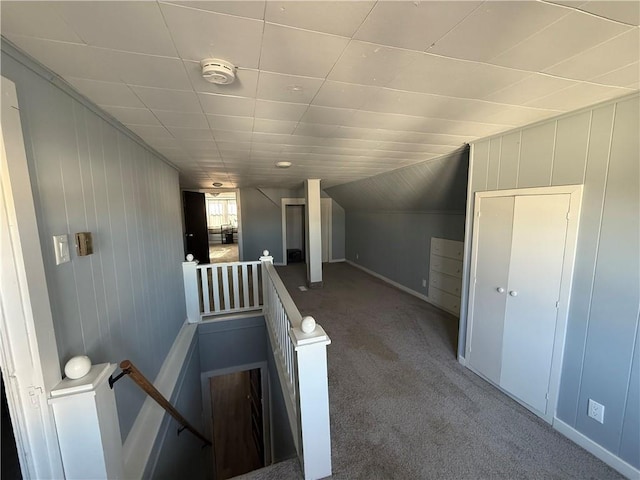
{"left": 206, "top": 197, "right": 237, "bottom": 228}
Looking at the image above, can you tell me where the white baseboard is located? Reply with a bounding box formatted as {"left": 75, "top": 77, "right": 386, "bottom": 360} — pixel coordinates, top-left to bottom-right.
{"left": 553, "top": 418, "right": 639, "bottom": 479}
{"left": 346, "top": 260, "right": 431, "bottom": 303}
{"left": 122, "top": 322, "right": 198, "bottom": 479}
{"left": 457, "top": 355, "right": 467, "bottom": 366}
{"left": 329, "top": 258, "right": 346, "bottom": 263}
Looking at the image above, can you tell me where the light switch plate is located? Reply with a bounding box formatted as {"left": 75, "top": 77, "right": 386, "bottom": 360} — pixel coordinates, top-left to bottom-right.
{"left": 53, "top": 234, "right": 70, "bottom": 265}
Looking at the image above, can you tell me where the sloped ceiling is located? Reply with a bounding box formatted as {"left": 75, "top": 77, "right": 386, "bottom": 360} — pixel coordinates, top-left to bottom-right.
{"left": 1, "top": 1, "right": 638, "bottom": 189}
{"left": 326, "top": 146, "right": 469, "bottom": 212}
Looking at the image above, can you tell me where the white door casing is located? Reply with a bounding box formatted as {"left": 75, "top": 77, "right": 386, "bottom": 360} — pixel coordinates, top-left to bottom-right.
{"left": 0, "top": 76, "right": 64, "bottom": 478}
{"left": 281, "top": 198, "right": 332, "bottom": 265}
{"left": 466, "top": 185, "right": 583, "bottom": 423}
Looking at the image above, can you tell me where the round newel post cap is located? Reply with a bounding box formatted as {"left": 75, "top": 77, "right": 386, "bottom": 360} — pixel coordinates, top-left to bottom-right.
{"left": 263, "top": 250, "right": 269, "bottom": 256}
{"left": 186, "top": 254, "right": 194, "bottom": 262}
{"left": 301, "top": 316, "right": 316, "bottom": 334}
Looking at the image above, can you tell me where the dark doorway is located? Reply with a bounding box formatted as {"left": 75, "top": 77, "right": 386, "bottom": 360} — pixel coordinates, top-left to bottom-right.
{"left": 2, "top": 372, "right": 22, "bottom": 479}
{"left": 211, "top": 369, "right": 264, "bottom": 480}
{"left": 183, "top": 191, "right": 210, "bottom": 264}
{"left": 286, "top": 205, "right": 305, "bottom": 264}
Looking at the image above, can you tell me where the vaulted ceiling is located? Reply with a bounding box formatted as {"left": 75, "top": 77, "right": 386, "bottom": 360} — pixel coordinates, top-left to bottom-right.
{"left": 1, "top": 1, "right": 638, "bottom": 189}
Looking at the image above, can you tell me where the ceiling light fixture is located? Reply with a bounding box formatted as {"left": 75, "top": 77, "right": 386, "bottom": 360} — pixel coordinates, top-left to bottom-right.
{"left": 200, "top": 58, "right": 236, "bottom": 85}
{"left": 276, "top": 161, "right": 292, "bottom": 169}
{"left": 212, "top": 182, "right": 223, "bottom": 187}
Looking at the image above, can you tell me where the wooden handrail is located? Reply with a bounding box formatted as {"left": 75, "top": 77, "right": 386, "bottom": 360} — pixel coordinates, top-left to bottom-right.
{"left": 117, "top": 360, "right": 211, "bottom": 446}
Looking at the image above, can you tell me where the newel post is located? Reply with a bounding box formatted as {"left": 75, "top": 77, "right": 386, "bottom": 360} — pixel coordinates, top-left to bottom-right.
{"left": 259, "top": 250, "right": 273, "bottom": 314}
{"left": 182, "top": 255, "right": 200, "bottom": 323}
{"left": 291, "top": 317, "right": 332, "bottom": 480}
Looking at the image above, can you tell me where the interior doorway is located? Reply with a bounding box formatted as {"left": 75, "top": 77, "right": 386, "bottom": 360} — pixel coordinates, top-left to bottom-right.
{"left": 285, "top": 205, "right": 305, "bottom": 264}
{"left": 210, "top": 368, "right": 266, "bottom": 479}
{"left": 206, "top": 191, "right": 239, "bottom": 264}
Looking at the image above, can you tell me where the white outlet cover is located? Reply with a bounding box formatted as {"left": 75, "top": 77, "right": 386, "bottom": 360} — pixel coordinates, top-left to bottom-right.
{"left": 53, "top": 234, "right": 70, "bottom": 265}
{"left": 588, "top": 399, "right": 605, "bottom": 424}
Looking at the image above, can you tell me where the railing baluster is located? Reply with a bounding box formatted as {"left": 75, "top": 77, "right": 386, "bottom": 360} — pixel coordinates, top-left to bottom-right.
{"left": 222, "top": 265, "right": 230, "bottom": 311}
{"left": 232, "top": 265, "right": 240, "bottom": 309}
{"left": 252, "top": 263, "right": 259, "bottom": 307}
{"left": 242, "top": 264, "right": 249, "bottom": 308}
{"left": 200, "top": 266, "right": 211, "bottom": 314}
{"left": 211, "top": 265, "right": 221, "bottom": 312}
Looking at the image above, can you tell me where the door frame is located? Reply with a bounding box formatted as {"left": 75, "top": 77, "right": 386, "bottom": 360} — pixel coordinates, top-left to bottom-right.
{"left": 201, "top": 362, "right": 271, "bottom": 476}
{"left": 0, "top": 77, "right": 65, "bottom": 478}
{"left": 464, "top": 184, "right": 583, "bottom": 424}
{"left": 281, "top": 198, "right": 332, "bottom": 266}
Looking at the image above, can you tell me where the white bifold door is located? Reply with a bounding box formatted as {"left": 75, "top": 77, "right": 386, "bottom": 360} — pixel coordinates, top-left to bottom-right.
{"left": 467, "top": 191, "right": 575, "bottom": 419}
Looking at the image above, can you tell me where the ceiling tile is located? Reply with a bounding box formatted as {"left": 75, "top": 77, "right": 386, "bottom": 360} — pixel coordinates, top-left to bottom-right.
{"left": 429, "top": 1, "right": 570, "bottom": 62}
{"left": 300, "top": 106, "right": 356, "bottom": 125}
{"left": 387, "top": 54, "right": 530, "bottom": 99}
{"left": 354, "top": 1, "right": 481, "bottom": 51}
{"left": 525, "top": 82, "right": 633, "bottom": 110}
{"left": 108, "top": 50, "right": 192, "bottom": 89}
{"left": 484, "top": 74, "right": 578, "bottom": 104}
{"left": 328, "top": 41, "right": 421, "bottom": 86}
{"left": 125, "top": 124, "right": 173, "bottom": 139}
{"left": 293, "top": 123, "right": 339, "bottom": 137}
{"left": 490, "top": 11, "right": 631, "bottom": 71}
{"left": 544, "top": 29, "right": 640, "bottom": 81}
{"left": 153, "top": 110, "right": 209, "bottom": 129}
{"left": 101, "top": 106, "right": 160, "bottom": 125}
{"left": 184, "top": 61, "right": 259, "bottom": 96}
{"left": 4, "top": 35, "right": 121, "bottom": 81}
{"left": 206, "top": 115, "right": 255, "bottom": 131}
{"left": 590, "top": 62, "right": 640, "bottom": 88}
{"left": 1, "top": 2, "right": 84, "bottom": 43}
{"left": 265, "top": 1, "right": 374, "bottom": 37}
{"left": 160, "top": 1, "right": 266, "bottom": 19}
{"left": 259, "top": 23, "right": 349, "bottom": 77}
{"left": 253, "top": 119, "right": 298, "bottom": 134}
{"left": 65, "top": 78, "right": 145, "bottom": 107}
{"left": 198, "top": 93, "right": 255, "bottom": 116}
{"left": 167, "top": 127, "right": 213, "bottom": 141}
{"left": 160, "top": 2, "right": 263, "bottom": 67}
{"left": 361, "top": 89, "right": 452, "bottom": 118}
{"left": 578, "top": 1, "right": 640, "bottom": 26}
{"left": 256, "top": 72, "right": 323, "bottom": 103}
{"left": 130, "top": 86, "right": 202, "bottom": 112}
{"left": 53, "top": 2, "right": 177, "bottom": 56}
{"left": 212, "top": 130, "right": 253, "bottom": 143}
{"left": 254, "top": 100, "right": 309, "bottom": 121}
{"left": 312, "top": 81, "right": 379, "bottom": 109}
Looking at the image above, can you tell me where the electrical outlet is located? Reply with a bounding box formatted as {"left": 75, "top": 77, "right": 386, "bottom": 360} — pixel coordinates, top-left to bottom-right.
{"left": 588, "top": 399, "right": 605, "bottom": 424}
{"left": 422, "top": 279, "right": 427, "bottom": 288}
{"left": 356, "top": 253, "right": 359, "bottom": 260}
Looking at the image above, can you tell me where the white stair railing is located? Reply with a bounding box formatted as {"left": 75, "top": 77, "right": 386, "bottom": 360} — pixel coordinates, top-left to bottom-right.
{"left": 260, "top": 251, "right": 332, "bottom": 480}
{"left": 182, "top": 255, "right": 262, "bottom": 322}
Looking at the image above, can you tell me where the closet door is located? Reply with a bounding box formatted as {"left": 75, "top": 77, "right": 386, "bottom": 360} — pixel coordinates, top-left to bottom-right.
{"left": 500, "top": 194, "right": 570, "bottom": 413}
{"left": 467, "top": 196, "right": 514, "bottom": 384}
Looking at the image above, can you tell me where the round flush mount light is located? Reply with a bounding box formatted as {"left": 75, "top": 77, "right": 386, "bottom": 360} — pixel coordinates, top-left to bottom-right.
{"left": 200, "top": 58, "right": 236, "bottom": 85}
{"left": 212, "top": 182, "right": 223, "bottom": 187}
{"left": 276, "top": 161, "right": 292, "bottom": 169}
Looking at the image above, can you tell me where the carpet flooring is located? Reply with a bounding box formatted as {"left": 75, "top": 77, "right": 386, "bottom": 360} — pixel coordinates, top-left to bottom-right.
{"left": 240, "top": 262, "right": 622, "bottom": 480}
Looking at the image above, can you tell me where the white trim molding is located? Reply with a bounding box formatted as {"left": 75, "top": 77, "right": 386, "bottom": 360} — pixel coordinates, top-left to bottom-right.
{"left": 553, "top": 418, "right": 640, "bottom": 479}
{"left": 122, "top": 322, "right": 198, "bottom": 479}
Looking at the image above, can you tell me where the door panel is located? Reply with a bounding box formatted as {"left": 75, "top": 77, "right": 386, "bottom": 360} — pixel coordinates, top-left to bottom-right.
{"left": 468, "top": 196, "right": 514, "bottom": 384}
{"left": 500, "top": 194, "right": 570, "bottom": 413}
{"left": 183, "top": 191, "right": 210, "bottom": 264}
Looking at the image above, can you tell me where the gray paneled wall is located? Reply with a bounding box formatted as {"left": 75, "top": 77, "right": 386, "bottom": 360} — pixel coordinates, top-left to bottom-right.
{"left": 346, "top": 212, "right": 465, "bottom": 297}
{"left": 462, "top": 94, "right": 639, "bottom": 468}
{"left": 2, "top": 48, "right": 186, "bottom": 440}
{"left": 147, "top": 336, "right": 206, "bottom": 480}
{"left": 240, "top": 186, "right": 346, "bottom": 264}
